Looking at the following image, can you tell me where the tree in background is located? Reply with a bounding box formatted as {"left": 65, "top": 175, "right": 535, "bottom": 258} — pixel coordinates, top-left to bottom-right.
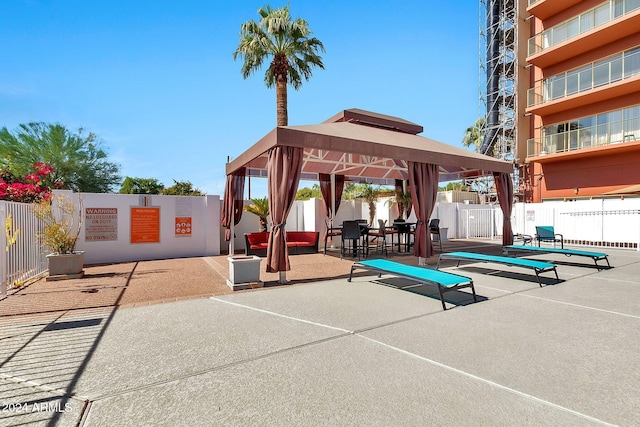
{"left": 389, "top": 190, "right": 412, "bottom": 220}
{"left": 342, "top": 182, "right": 358, "bottom": 200}
{"left": 162, "top": 180, "right": 204, "bottom": 196}
{"left": 234, "top": 4, "right": 325, "bottom": 126}
{"left": 244, "top": 197, "right": 270, "bottom": 232}
{"left": 462, "top": 117, "right": 485, "bottom": 152}
{"left": 295, "top": 184, "right": 321, "bottom": 200}
{"left": 358, "top": 183, "right": 382, "bottom": 226}
{"left": 119, "top": 177, "right": 165, "bottom": 194}
{"left": 0, "top": 122, "right": 121, "bottom": 193}
{"left": 438, "top": 181, "right": 468, "bottom": 191}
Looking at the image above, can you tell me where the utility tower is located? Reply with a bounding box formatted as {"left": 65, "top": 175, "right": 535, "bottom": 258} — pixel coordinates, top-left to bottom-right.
{"left": 479, "top": 0, "right": 517, "bottom": 160}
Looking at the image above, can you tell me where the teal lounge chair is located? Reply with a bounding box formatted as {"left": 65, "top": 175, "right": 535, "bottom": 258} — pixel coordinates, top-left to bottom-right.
{"left": 535, "top": 226, "right": 563, "bottom": 248}
{"left": 348, "top": 259, "right": 476, "bottom": 310}
{"left": 437, "top": 251, "right": 559, "bottom": 287}
{"left": 503, "top": 245, "right": 611, "bottom": 270}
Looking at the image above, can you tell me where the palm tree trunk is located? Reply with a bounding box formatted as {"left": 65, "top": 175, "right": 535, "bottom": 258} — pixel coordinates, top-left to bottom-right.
{"left": 276, "top": 76, "right": 288, "bottom": 126}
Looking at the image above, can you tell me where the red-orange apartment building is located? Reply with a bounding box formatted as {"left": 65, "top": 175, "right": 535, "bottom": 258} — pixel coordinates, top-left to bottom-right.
{"left": 520, "top": 0, "right": 640, "bottom": 202}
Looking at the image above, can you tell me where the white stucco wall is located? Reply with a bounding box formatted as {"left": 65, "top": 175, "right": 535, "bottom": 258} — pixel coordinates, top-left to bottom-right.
{"left": 70, "top": 191, "right": 221, "bottom": 265}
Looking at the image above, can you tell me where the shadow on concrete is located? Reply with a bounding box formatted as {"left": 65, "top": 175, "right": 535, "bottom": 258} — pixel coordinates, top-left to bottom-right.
{"left": 0, "top": 263, "right": 138, "bottom": 426}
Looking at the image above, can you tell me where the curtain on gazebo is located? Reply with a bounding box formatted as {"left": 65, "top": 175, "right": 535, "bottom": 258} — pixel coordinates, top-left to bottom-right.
{"left": 221, "top": 167, "right": 246, "bottom": 242}
{"left": 266, "top": 146, "right": 303, "bottom": 273}
{"left": 494, "top": 172, "right": 514, "bottom": 246}
{"left": 408, "top": 162, "right": 439, "bottom": 259}
{"left": 319, "top": 173, "right": 345, "bottom": 218}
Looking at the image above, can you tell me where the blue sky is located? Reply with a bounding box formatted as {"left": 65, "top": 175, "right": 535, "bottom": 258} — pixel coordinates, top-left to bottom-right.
{"left": 1, "top": 0, "right": 482, "bottom": 197}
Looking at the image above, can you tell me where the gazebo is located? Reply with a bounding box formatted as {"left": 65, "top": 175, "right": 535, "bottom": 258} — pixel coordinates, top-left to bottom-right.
{"left": 222, "top": 109, "right": 514, "bottom": 281}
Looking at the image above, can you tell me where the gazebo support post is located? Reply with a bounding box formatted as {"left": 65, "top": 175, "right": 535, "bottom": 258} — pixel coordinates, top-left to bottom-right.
{"left": 330, "top": 174, "right": 336, "bottom": 248}
{"left": 229, "top": 222, "right": 235, "bottom": 255}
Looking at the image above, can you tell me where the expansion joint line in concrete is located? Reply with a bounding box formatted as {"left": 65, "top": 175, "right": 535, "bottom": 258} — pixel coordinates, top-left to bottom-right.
{"left": 357, "top": 335, "right": 618, "bottom": 427}
{"left": 0, "top": 372, "right": 89, "bottom": 402}
{"left": 516, "top": 293, "right": 640, "bottom": 319}
{"left": 209, "top": 297, "right": 620, "bottom": 427}
{"left": 89, "top": 332, "right": 353, "bottom": 402}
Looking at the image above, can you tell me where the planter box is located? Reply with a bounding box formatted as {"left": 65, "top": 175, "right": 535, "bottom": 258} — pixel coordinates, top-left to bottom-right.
{"left": 439, "top": 227, "right": 449, "bottom": 242}
{"left": 227, "top": 256, "right": 262, "bottom": 291}
{"left": 46, "top": 251, "right": 85, "bottom": 281}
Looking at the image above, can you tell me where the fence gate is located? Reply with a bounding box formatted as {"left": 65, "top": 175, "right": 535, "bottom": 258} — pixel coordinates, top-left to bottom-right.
{"left": 460, "top": 207, "right": 502, "bottom": 240}
{"left": 1, "top": 201, "right": 47, "bottom": 297}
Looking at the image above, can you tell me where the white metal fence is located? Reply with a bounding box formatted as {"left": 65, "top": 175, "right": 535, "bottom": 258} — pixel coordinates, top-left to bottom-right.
{"left": 434, "top": 199, "right": 640, "bottom": 250}
{"left": 1, "top": 201, "right": 47, "bottom": 297}
{"left": 460, "top": 208, "right": 503, "bottom": 240}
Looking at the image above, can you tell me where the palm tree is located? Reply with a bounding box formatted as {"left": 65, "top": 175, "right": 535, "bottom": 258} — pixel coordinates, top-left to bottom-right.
{"left": 244, "top": 197, "right": 270, "bottom": 232}
{"left": 462, "top": 117, "right": 486, "bottom": 152}
{"left": 358, "top": 184, "right": 382, "bottom": 226}
{"left": 397, "top": 191, "right": 412, "bottom": 220}
{"left": 233, "top": 5, "right": 325, "bottom": 126}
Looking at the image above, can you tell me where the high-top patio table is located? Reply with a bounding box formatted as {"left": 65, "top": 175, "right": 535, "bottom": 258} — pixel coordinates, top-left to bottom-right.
{"left": 392, "top": 221, "right": 415, "bottom": 253}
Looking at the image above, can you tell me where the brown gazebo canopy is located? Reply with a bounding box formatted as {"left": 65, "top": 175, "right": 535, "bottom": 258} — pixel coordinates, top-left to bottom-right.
{"left": 224, "top": 109, "right": 514, "bottom": 275}
{"left": 227, "top": 109, "right": 512, "bottom": 183}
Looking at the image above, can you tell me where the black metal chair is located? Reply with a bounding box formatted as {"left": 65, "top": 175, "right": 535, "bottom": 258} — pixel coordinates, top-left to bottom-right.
{"left": 429, "top": 218, "right": 443, "bottom": 252}
{"left": 341, "top": 220, "right": 365, "bottom": 259}
{"left": 323, "top": 219, "right": 342, "bottom": 255}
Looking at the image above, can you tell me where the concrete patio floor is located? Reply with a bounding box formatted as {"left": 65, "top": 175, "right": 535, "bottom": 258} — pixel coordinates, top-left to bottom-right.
{"left": 1, "top": 241, "right": 639, "bottom": 426}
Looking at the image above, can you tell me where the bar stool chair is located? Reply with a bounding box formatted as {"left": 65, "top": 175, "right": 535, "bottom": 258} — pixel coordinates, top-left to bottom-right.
{"left": 341, "top": 220, "right": 365, "bottom": 259}
{"left": 429, "top": 218, "right": 443, "bottom": 252}
{"left": 323, "top": 219, "right": 342, "bottom": 255}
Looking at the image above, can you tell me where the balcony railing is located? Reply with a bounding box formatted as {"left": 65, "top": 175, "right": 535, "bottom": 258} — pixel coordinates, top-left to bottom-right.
{"left": 527, "top": 120, "right": 639, "bottom": 157}
{"left": 527, "top": 48, "right": 640, "bottom": 107}
{"left": 528, "top": 0, "right": 640, "bottom": 56}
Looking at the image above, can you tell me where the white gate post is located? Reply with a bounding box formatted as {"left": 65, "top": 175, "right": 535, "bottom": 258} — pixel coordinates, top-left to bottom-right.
{"left": 491, "top": 206, "right": 496, "bottom": 240}
{"left": 465, "top": 210, "right": 469, "bottom": 239}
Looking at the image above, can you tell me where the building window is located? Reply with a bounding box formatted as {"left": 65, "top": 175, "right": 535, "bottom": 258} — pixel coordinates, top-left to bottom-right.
{"left": 624, "top": 106, "right": 640, "bottom": 141}
{"left": 624, "top": 47, "right": 640, "bottom": 78}
{"left": 627, "top": 0, "right": 640, "bottom": 13}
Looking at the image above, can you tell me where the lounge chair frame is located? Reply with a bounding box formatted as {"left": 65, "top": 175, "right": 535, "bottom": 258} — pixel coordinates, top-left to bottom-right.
{"left": 503, "top": 245, "right": 611, "bottom": 270}
{"left": 348, "top": 259, "right": 476, "bottom": 311}
{"left": 437, "top": 251, "right": 559, "bottom": 287}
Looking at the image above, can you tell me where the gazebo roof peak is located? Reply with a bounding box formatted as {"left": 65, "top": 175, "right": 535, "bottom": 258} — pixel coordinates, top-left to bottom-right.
{"left": 322, "top": 108, "right": 423, "bottom": 135}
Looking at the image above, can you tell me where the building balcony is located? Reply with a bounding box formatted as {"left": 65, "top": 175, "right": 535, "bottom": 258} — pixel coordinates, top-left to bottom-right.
{"left": 525, "top": 74, "right": 640, "bottom": 116}
{"left": 527, "top": 129, "right": 639, "bottom": 159}
{"left": 527, "top": 0, "right": 584, "bottom": 21}
{"left": 527, "top": 47, "right": 640, "bottom": 114}
{"left": 527, "top": 1, "right": 640, "bottom": 68}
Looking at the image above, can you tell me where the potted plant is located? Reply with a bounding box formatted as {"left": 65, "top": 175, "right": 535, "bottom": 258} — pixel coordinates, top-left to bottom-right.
{"left": 34, "top": 193, "right": 85, "bottom": 280}
{"left": 243, "top": 197, "right": 269, "bottom": 232}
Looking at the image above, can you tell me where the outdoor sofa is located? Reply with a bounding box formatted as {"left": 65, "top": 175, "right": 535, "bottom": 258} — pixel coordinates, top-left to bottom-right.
{"left": 245, "top": 231, "right": 319, "bottom": 257}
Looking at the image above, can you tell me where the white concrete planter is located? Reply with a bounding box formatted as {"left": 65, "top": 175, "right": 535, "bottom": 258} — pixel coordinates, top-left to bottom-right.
{"left": 439, "top": 227, "right": 449, "bottom": 242}
{"left": 46, "top": 251, "right": 85, "bottom": 281}
{"left": 227, "top": 255, "right": 262, "bottom": 291}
